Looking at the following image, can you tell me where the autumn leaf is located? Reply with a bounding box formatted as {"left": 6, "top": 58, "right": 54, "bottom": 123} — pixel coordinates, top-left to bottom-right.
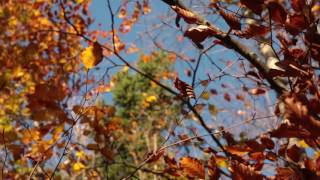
{"left": 142, "top": 0, "right": 151, "bottom": 14}
{"left": 234, "top": 24, "right": 269, "bottom": 39}
{"left": 80, "top": 42, "right": 103, "bottom": 69}
{"left": 267, "top": 1, "right": 287, "bottom": 24}
{"left": 171, "top": 5, "right": 199, "bottom": 24}
{"left": 213, "top": 3, "right": 241, "bottom": 30}
{"left": 179, "top": 156, "right": 205, "bottom": 179}
{"left": 240, "top": 0, "right": 264, "bottom": 15}
{"left": 231, "top": 160, "right": 263, "bottom": 180}
{"left": 146, "top": 150, "right": 165, "bottom": 163}
{"left": 208, "top": 155, "right": 220, "bottom": 180}
{"left": 174, "top": 77, "right": 195, "bottom": 99}
{"left": 73, "top": 162, "right": 85, "bottom": 172}
{"left": 208, "top": 104, "right": 218, "bottom": 117}
{"left": 184, "top": 25, "right": 219, "bottom": 49}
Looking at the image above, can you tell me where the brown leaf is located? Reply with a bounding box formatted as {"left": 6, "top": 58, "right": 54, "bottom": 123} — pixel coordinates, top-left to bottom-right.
{"left": 208, "top": 155, "right": 220, "bottom": 180}
{"left": 222, "top": 130, "right": 236, "bottom": 146}
{"left": 171, "top": 6, "right": 199, "bottom": 24}
{"left": 86, "top": 143, "right": 100, "bottom": 150}
{"left": 249, "top": 88, "right": 266, "bottom": 96}
{"left": 245, "top": 139, "right": 265, "bottom": 152}
{"left": 179, "top": 156, "right": 205, "bottom": 179}
{"left": 270, "top": 123, "right": 312, "bottom": 138}
{"left": 146, "top": 150, "right": 165, "bottom": 163}
{"left": 275, "top": 167, "right": 303, "bottom": 179}
{"left": 287, "top": 144, "right": 304, "bottom": 163}
{"left": 249, "top": 152, "right": 265, "bottom": 161}
{"left": 164, "top": 155, "right": 178, "bottom": 169}
{"left": 184, "top": 25, "right": 218, "bottom": 49}
{"left": 231, "top": 160, "right": 263, "bottom": 180}
{"left": 224, "top": 92, "right": 231, "bottom": 102}
{"left": 266, "top": 151, "right": 278, "bottom": 161}
{"left": 226, "top": 145, "right": 251, "bottom": 157}
{"left": 235, "top": 24, "right": 269, "bottom": 39}
{"left": 174, "top": 77, "right": 195, "bottom": 99}
{"left": 282, "top": 94, "right": 320, "bottom": 136}
{"left": 260, "top": 135, "right": 275, "bottom": 150}
{"left": 213, "top": 4, "right": 241, "bottom": 30}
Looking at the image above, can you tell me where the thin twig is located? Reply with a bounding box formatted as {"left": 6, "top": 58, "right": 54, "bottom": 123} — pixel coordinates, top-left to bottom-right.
{"left": 28, "top": 161, "right": 40, "bottom": 180}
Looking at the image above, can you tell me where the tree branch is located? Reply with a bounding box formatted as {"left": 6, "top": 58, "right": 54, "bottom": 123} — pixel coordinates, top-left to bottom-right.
{"left": 160, "top": 0, "right": 287, "bottom": 95}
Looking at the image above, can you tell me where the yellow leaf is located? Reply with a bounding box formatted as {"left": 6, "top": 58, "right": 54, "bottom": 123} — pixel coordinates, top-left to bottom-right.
{"left": 312, "top": 4, "right": 320, "bottom": 13}
{"left": 215, "top": 155, "right": 228, "bottom": 168}
{"left": 80, "top": 42, "right": 103, "bottom": 69}
{"left": 200, "top": 91, "right": 210, "bottom": 100}
{"left": 73, "top": 162, "right": 85, "bottom": 172}
{"left": 76, "top": 151, "right": 85, "bottom": 159}
{"left": 122, "top": 65, "right": 129, "bottom": 72}
{"left": 145, "top": 95, "right": 157, "bottom": 103}
{"left": 297, "top": 140, "right": 309, "bottom": 148}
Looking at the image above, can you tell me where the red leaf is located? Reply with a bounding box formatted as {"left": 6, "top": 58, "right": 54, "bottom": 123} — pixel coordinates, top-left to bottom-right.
{"left": 234, "top": 24, "right": 269, "bottom": 39}
{"left": 224, "top": 92, "right": 231, "bottom": 102}
{"left": 240, "top": 0, "right": 264, "bottom": 15}
{"left": 174, "top": 77, "right": 195, "bottom": 99}
{"left": 267, "top": 1, "right": 287, "bottom": 24}
{"left": 285, "top": 14, "right": 308, "bottom": 35}
{"left": 291, "top": 0, "right": 306, "bottom": 12}
{"left": 286, "top": 145, "right": 304, "bottom": 163}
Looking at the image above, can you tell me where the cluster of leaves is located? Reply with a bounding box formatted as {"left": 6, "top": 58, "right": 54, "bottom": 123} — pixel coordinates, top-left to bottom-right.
{"left": 1, "top": 0, "right": 320, "bottom": 179}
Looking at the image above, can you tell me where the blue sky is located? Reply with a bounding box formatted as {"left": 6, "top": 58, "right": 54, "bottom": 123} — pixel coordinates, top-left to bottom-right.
{"left": 87, "top": 0, "right": 281, "bottom": 145}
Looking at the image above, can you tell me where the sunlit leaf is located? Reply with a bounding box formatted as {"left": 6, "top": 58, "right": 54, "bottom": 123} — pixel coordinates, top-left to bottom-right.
{"left": 80, "top": 42, "right": 103, "bottom": 69}
{"left": 179, "top": 156, "right": 205, "bottom": 179}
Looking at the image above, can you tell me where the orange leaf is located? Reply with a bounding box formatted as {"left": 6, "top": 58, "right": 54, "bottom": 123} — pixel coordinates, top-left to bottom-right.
{"left": 118, "top": 7, "right": 127, "bottom": 19}
{"left": 142, "top": 0, "right": 151, "bottom": 14}
{"left": 179, "top": 156, "right": 205, "bottom": 179}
